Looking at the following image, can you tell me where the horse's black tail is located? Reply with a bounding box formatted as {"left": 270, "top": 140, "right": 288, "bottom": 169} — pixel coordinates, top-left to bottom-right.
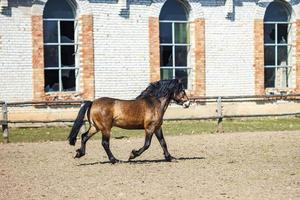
{"left": 68, "top": 101, "right": 92, "bottom": 146}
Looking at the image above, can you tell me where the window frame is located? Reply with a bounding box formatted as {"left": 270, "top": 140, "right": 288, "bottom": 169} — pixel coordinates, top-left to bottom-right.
{"left": 43, "top": 18, "right": 79, "bottom": 93}
{"left": 264, "top": 21, "right": 293, "bottom": 89}
{"left": 159, "top": 20, "right": 191, "bottom": 89}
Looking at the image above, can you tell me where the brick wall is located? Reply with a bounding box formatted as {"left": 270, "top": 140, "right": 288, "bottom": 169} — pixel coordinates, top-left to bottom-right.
{"left": 253, "top": 19, "right": 264, "bottom": 95}
{"left": 32, "top": 15, "right": 45, "bottom": 101}
{"left": 193, "top": 18, "right": 206, "bottom": 96}
{"left": 79, "top": 15, "right": 95, "bottom": 100}
{"left": 149, "top": 17, "right": 160, "bottom": 83}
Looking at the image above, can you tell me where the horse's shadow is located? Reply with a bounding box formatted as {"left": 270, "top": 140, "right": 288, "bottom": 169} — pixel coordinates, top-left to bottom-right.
{"left": 77, "top": 156, "right": 205, "bottom": 166}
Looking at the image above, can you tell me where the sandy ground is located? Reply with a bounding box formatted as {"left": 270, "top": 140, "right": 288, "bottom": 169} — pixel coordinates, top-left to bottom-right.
{"left": 0, "top": 131, "right": 300, "bottom": 200}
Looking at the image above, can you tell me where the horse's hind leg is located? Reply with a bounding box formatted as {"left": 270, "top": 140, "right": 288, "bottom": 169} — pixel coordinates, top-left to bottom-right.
{"left": 155, "top": 128, "right": 174, "bottom": 161}
{"left": 129, "top": 132, "right": 153, "bottom": 160}
{"left": 74, "top": 126, "right": 97, "bottom": 158}
{"left": 101, "top": 133, "right": 119, "bottom": 164}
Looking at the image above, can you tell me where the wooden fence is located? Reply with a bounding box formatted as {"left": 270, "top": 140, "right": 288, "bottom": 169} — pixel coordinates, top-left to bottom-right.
{"left": 1, "top": 94, "right": 300, "bottom": 143}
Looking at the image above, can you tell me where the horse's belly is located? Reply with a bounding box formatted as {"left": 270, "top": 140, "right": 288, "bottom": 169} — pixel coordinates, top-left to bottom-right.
{"left": 113, "top": 119, "right": 144, "bottom": 130}
{"left": 115, "top": 124, "right": 144, "bottom": 130}
{"left": 113, "top": 101, "right": 147, "bottom": 129}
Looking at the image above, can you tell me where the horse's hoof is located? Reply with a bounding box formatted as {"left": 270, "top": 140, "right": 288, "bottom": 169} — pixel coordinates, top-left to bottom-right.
{"left": 110, "top": 158, "right": 120, "bottom": 164}
{"left": 165, "top": 155, "right": 175, "bottom": 162}
{"left": 128, "top": 150, "right": 138, "bottom": 160}
{"left": 74, "top": 149, "right": 84, "bottom": 159}
{"left": 129, "top": 153, "right": 135, "bottom": 160}
{"left": 74, "top": 153, "right": 81, "bottom": 159}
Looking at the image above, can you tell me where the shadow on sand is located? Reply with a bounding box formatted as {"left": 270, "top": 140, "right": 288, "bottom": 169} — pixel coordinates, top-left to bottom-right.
{"left": 77, "top": 156, "right": 205, "bottom": 166}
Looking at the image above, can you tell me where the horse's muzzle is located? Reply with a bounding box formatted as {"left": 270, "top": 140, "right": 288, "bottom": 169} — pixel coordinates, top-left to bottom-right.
{"left": 183, "top": 100, "right": 190, "bottom": 108}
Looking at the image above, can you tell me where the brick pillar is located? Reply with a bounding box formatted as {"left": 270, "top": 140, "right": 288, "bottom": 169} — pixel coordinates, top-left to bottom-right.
{"left": 149, "top": 17, "right": 160, "bottom": 83}
{"left": 194, "top": 18, "right": 206, "bottom": 96}
{"left": 253, "top": 19, "right": 265, "bottom": 95}
{"left": 79, "top": 15, "right": 95, "bottom": 100}
{"left": 295, "top": 20, "right": 300, "bottom": 93}
{"left": 32, "top": 15, "right": 45, "bottom": 101}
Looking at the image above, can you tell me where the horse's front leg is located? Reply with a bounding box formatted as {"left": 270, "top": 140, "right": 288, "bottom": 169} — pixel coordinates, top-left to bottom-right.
{"left": 155, "top": 127, "right": 175, "bottom": 161}
{"left": 129, "top": 132, "right": 153, "bottom": 160}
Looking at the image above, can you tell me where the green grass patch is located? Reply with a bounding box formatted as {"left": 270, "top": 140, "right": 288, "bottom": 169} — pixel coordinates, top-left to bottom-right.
{"left": 1, "top": 117, "right": 300, "bottom": 143}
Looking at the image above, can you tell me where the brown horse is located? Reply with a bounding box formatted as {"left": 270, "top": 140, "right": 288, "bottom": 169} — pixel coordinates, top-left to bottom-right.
{"left": 68, "top": 79, "right": 190, "bottom": 164}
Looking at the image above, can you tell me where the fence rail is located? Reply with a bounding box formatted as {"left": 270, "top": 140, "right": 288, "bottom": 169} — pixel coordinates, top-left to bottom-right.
{"left": 1, "top": 94, "right": 300, "bottom": 143}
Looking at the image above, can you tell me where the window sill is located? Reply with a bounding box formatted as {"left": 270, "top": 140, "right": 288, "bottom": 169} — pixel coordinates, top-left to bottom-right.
{"left": 265, "top": 88, "right": 296, "bottom": 95}
{"left": 43, "top": 91, "right": 84, "bottom": 101}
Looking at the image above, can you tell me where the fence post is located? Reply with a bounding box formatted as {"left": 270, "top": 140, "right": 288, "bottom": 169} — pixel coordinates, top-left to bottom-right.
{"left": 2, "top": 102, "right": 9, "bottom": 143}
{"left": 216, "top": 96, "right": 224, "bottom": 133}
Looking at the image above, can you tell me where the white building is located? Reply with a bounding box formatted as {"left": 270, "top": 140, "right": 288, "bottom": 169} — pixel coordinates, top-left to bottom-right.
{"left": 1, "top": 0, "right": 300, "bottom": 102}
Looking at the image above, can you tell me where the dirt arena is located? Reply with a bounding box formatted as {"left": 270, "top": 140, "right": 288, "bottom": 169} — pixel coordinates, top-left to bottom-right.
{"left": 1, "top": 131, "right": 300, "bottom": 200}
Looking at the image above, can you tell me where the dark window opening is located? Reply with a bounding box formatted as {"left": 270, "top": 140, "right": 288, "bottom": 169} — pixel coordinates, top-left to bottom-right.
{"left": 159, "top": 0, "right": 190, "bottom": 89}
{"left": 62, "top": 69, "right": 76, "bottom": 91}
{"left": 263, "top": 1, "right": 292, "bottom": 89}
{"left": 264, "top": 46, "right": 275, "bottom": 66}
{"left": 264, "top": 68, "right": 275, "bottom": 88}
{"left": 160, "top": 46, "right": 173, "bottom": 66}
{"left": 159, "top": 0, "right": 188, "bottom": 21}
{"left": 159, "top": 23, "right": 172, "bottom": 43}
{"left": 264, "top": 24, "right": 275, "bottom": 44}
{"left": 175, "top": 46, "right": 187, "bottom": 66}
{"left": 43, "top": 21, "right": 58, "bottom": 43}
{"left": 43, "top": 0, "right": 75, "bottom": 19}
{"left": 44, "top": 45, "right": 58, "bottom": 68}
{"left": 43, "top": 0, "right": 78, "bottom": 93}
{"left": 61, "top": 45, "right": 75, "bottom": 67}
{"left": 45, "top": 70, "right": 59, "bottom": 92}
{"left": 60, "top": 21, "right": 74, "bottom": 43}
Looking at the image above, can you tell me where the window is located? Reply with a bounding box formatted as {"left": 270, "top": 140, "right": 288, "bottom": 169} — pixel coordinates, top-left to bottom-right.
{"left": 159, "top": 0, "right": 191, "bottom": 89}
{"left": 43, "top": 0, "right": 78, "bottom": 92}
{"left": 264, "top": 1, "right": 292, "bottom": 89}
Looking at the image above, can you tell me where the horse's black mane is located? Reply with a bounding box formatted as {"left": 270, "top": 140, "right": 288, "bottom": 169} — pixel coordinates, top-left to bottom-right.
{"left": 136, "top": 79, "right": 183, "bottom": 99}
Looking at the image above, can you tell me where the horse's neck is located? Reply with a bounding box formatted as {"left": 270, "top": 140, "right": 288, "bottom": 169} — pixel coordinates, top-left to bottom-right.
{"left": 159, "top": 96, "right": 171, "bottom": 114}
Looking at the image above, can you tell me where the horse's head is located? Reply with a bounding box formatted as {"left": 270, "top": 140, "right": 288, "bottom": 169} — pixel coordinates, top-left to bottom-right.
{"left": 136, "top": 79, "right": 191, "bottom": 108}
{"left": 172, "top": 80, "right": 190, "bottom": 108}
